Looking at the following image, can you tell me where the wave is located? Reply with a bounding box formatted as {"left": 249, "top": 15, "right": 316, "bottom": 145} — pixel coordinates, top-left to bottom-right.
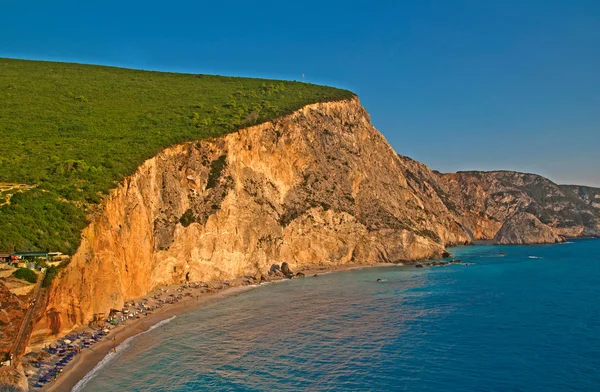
{"left": 71, "top": 316, "right": 176, "bottom": 392}
{"left": 528, "top": 256, "right": 542, "bottom": 259}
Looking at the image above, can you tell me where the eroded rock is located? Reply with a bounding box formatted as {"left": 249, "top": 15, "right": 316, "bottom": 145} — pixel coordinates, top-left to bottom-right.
{"left": 494, "top": 212, "right": 565, "bottom": 245}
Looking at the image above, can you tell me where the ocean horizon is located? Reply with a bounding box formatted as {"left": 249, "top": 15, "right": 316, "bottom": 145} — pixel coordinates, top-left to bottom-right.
{"left": 76, "top": 239, "right": 600, "bottom": 391}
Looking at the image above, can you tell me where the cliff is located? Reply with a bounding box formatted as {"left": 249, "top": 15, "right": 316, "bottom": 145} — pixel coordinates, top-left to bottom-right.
{"left": 561, "top": 185, "right": 600, "bottom": 236}
{"left": 0, "top": 282, "right": 25, "bottom": 360}
{"left": 31, "top": 98, "right": 472, "bottom": 341}
{"left": 494, "top": 212, "right": 564, "bottom": 245}
{"left": 26, "top": 98, "right": 600, "bottom": 346}
{"left": 437, "top": 171, "right": 600, "bottom": 239}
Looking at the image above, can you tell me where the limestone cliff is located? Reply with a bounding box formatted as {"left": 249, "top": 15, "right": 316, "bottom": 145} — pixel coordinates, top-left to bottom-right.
{"left": 561, "top": 185, "right": 600, "bottom": 236}
{"left": 436, "top": 171, "right": 600, "bottom": 239}
{"left": 32, "top": 98, "right": 472, "bottom": 341}
{"left": 28, "top": 98, "right": 600, "bottom": 345}
{"left": 494, "top": 212, "right": 564, "bottom": 245}
{"left": 562, "top": 185, "right": 600, "bottom": 209}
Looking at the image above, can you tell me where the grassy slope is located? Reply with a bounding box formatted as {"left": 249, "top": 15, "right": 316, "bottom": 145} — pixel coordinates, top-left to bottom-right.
{"left": 0, "top": 58, "right": 354, "bottom": 253}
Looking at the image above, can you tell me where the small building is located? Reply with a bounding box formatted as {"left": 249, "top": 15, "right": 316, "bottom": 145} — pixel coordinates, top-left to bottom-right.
{"left": 48, "top": 252, "right": 64, "bottom": 260}
{"left": 0, "top": 253, "right": 10, "bottom": 263}
{"left": 11, "top": 252, "right": 49, "bottom": 261}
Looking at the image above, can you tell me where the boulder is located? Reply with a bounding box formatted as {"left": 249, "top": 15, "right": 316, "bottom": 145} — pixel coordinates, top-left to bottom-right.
{"left": 281, "top": 262, "right": 293, "bottom": 277}
{"left": 268, "top": 264, "right": 283, "bottom": 277}
{"left": 253, "top": 272, "right": 267, "bottom": 283}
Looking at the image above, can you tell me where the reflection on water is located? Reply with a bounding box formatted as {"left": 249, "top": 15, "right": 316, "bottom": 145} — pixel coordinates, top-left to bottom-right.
{"left": 82, "top": 240, "right": 600, "bottom": 392}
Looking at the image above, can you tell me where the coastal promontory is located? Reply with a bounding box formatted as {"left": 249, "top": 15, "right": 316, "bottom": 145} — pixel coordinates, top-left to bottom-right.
{"left": 493, "top": 212, "right": 565, "bottom": 245}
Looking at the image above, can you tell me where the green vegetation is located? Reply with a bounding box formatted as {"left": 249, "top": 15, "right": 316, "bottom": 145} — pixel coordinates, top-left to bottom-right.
{"left": 0, "top": 58, "right": 354, "bottom": 253}
{"left": 43, "top": 265, "right": 58, "bottom": 288}
{"left": 179, "top": 209, "right": 196, "bottom": 228}
{"left": 206, "top": 155, "right": 227, "bottom": 189}
{"left": 0, "top": 190, "right": 86, "bottom": 254}
{"left": 13, "top": 268, "right": 38, "bottom": 284}
{"left": 41, "top": 259, "right": 70, "bottom": 288}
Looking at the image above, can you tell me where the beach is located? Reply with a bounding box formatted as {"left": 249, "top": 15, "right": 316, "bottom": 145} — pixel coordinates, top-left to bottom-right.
{"left": 58, "top": 240, "right": 600, "bottom": 392}
{"left": 44, "top": 284, "right": 254, "bottom": 392}
{"left": 33, "top": 262, "right": 392, "bottom": 391}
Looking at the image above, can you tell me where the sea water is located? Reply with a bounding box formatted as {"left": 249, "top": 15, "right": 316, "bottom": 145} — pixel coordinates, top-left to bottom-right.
{"left": 77, "top": 239, "right": 600, "bottom": 391}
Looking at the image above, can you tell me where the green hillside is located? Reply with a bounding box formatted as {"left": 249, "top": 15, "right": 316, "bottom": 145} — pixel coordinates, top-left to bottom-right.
{"left": 0, "top": 58, "right": 354, "bottom": 253}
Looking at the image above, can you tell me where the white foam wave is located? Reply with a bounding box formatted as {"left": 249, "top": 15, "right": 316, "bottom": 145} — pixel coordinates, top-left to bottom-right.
{"left": 528, "top": 256, "right": 541, "bottom": 259}
{"left": 71, "top": 316, "right": 176, "bottom": 392}
{"left": 271, "top": 278, "right": 293, "bottom": 283}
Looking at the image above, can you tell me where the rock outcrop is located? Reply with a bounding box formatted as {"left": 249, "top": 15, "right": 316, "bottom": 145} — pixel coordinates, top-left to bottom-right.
{"left": 494, "top": 212, "right": 564, "bottom": 245}
{"left": 0, "top": 366, "right": 27, "bottom": 392}
{"left": 561, "top": 185, "right": 600, "bottom": 236}
{"left": 562, "top": 185, "right": 600, "bottom": 210}
{"left": 436, "top": 171, "right": 600, "bottom": 239}
{"left": 0, "top": 282, "right": 26, "bottom": 361}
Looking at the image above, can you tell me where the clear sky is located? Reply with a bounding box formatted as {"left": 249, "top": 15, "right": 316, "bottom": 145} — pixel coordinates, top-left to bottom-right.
{"left": 2, "top": 0, "right": 598, "bottom": 186}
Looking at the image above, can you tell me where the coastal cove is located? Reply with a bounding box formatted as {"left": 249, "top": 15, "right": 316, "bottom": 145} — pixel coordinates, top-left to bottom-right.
{"left": 32, "top": 263, "right": 391, "bottom": 391}
{"left": 66, "top": 239, "right": 599, "bottom": 391}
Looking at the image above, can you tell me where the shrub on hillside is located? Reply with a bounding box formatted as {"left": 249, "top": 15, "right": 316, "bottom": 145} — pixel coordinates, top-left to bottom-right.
{"left": 13, "top": 268, "right": 38, "bottom": 284}
{"left": 43, "top": 266, "right": 59, "bottom": 288}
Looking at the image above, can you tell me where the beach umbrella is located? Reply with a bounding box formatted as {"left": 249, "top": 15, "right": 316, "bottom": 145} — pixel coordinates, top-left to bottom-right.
{"left": 102, "top": 328, "right": 110, "bottom": 333}
{"left": 63, "top": 339, "right": 72, "bottom": 344}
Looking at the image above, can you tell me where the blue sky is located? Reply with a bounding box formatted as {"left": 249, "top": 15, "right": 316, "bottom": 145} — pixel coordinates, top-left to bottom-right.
{"left": 2, "top": 0, "right": 599, "bottom": 186}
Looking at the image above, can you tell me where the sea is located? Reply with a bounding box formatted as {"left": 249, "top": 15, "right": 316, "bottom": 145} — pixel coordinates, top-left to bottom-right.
{"left": 76, "top": 239, "right": 600, "bottom": 391}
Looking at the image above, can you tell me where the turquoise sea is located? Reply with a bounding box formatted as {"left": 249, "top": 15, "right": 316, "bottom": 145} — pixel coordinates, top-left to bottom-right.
{"left": 76, "top": 239, "right": 600, "bottom": 391}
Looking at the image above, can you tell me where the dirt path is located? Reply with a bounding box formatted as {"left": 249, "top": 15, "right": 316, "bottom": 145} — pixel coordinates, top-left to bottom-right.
{"left": 10, "top": 269, "right": 45, "bottom": 364}
{"left": 0, "top": 182, "right": 35, "bottom": 207}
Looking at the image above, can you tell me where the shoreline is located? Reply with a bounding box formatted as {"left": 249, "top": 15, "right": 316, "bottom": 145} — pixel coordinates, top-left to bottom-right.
{"left": 41, "top": 262, "right": 394, "bottom": 392}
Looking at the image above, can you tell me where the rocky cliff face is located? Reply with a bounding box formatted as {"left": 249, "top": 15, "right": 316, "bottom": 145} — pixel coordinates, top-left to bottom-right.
{"left": 28, "top": 98, "right": 600, "bottom": 345}
{"left": 0, "top": 282, "right": 25, "bottom": 359}
{"left": 437, "top": 171, "right": 600, "bottom": 239}
{"left": 494, "top": 212, "right": 564, "bottom": 245}
{"left": 561, "top": 185, "right": 600, "bottom": 236}
{"left": 32, "top": 98, "right": 473, "bottom": 341}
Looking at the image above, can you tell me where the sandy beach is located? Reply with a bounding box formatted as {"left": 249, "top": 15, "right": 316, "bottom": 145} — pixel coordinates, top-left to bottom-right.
{"left": 36, "top": 262, "right": 394, "bottom": 392}
{"left": 44, "top": 284, "right": 255, "bottom": 392}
